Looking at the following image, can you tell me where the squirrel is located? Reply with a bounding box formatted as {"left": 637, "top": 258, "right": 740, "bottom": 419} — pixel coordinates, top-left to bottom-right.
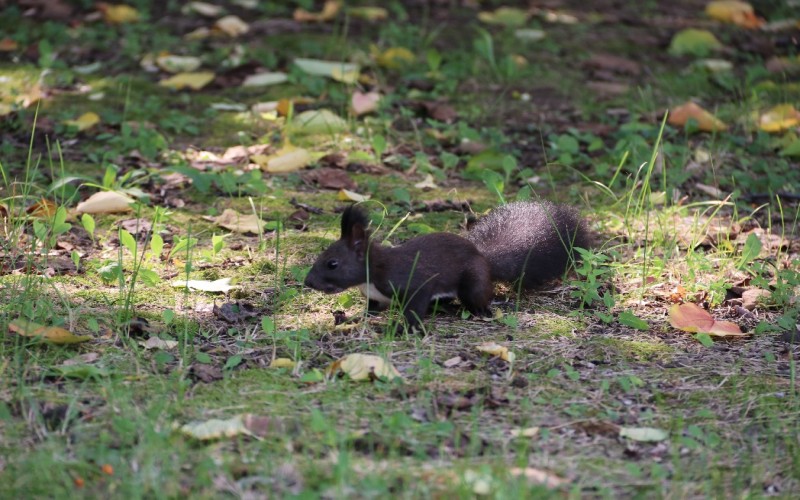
{"left": 304, "top": 201, "right": 588, "bottom": 331}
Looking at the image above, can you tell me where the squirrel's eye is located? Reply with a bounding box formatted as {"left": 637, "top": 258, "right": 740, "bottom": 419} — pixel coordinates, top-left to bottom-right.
{"left": 326, "top": 259, "right": 338, "bottom": 270}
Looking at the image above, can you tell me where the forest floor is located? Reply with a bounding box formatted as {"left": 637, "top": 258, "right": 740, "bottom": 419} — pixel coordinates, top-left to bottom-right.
{"left": 1, "top": 0, "right": 799, "bottom": 497}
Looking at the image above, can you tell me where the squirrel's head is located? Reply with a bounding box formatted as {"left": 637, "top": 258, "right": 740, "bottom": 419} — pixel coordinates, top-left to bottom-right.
{"left": 304, "top": 205, "right": 370, "bottom": 294}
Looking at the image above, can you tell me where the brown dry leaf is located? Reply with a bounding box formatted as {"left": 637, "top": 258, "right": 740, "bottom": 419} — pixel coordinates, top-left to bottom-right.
{"left": 508, "top": 467, "right": 567, "bottom": 488}
{"left": 758, "top": 104, "right": 800, "bottom": 133}
{"left": 668, "top": 303, "right": 747, "bottom": 337}
{"left": 158, "top": 72, "right": 215, "bottom": 90}
{"left": 705, "top": 1, "right": 764, "bottom": 29}
{"left": 27, "top": 198, "right": 58, "bottom": 218}
{"left": 76, "top": 191, "right": 135, "bottom": 214}
{"left": 741, "top": 288, "right": 771, "bottom": 310}
{"left": 8, "top": 319, "right": 92, "bottom": 344}
{"left": 584, "top": 53, "right": 641, "bottom": 75}
{"left": 303, "top": 167, "right": 356, "bottom": 190}
{"left": 294, "top": 0, "right": 341, "bottom": 22}
{"left": 97, "top": 3, "right": 140, "bottom": 24}
{"left": 668, "top": 102, "right": 727, "bottom": 132}
{"left": 211, "top": 208, "right": 265, "bottom": 234}
{"left": 332, "top": 354, "right": 402, "bottom": 381}
{"left": 214, "top": 15, "right": 249, "bottom": 36}
{"left": 351, "top": 91, "right": 381, "bottom": 116}
{"left": 476, "top": 342, "right": 516, "bottom": 362}
{"left": 0, "top": 38, "right": 18, "bottom": 51}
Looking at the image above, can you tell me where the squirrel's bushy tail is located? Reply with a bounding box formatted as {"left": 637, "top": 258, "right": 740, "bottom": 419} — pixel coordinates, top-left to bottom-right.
{"left": 466, "top": 201, "right": 588, "bottom": 289}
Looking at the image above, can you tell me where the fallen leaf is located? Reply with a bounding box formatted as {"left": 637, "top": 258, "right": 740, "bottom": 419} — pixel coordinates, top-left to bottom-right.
{"left": 476, "top": 342, "right": 516, "bottom": 363}
{"left": 668, "top": 303, "right": 747, "bottom": 337}
{"left": 214, "top": 15, "right": 249, "bottom": 37}
{"left": 289, "top": 109, "right": 348, "bottom": 135}
{"left": 619, "top": 426, "right": 669, "bottom": 442}
{"left": 347, "top": 6, "right": 388, "bottom": 21}
{"left": 668, "top": 29, "right": 723, "bottom": 57}
{"left": 27, "top": 198, "right": 58, "bottom": 218}
{"left": 478, "top": 7, "right": 529, "bottom": 27}
{"left": 171, "top": 277, "right": 236, "bottom": 293}
{"left": 694, "top": 58, "right": 733, "bottom": 72}
{"left": 351, "top": 91, "right": 381, "bottom": 116}
{"left": 332, "top": 353, "right": 402, "bottom": 381}
{"left": 76, "top": 191, "right": 135, "bottom": 214}
{"left": 0, "top": 38, "right": 18, "bottom": 51}
{"left": 705, "top": 1, "right": 763, "bottom": 28}
{"left": 668, "top": 101, "right": 727, "bottom": 132}
{"left": 159, "top": 72, "right": 215, "bottom": 90}
{"left": 443, "top": 356, "right": 463, "bottom": 368}
{"left": 98, "top": 3, "right": 140, "bottom": 24}
{"left": 156, "top": 54, "right": 202, "bottom": 73}
{"left": 374, "top": 47, "right": 415, "bottom": 69}
{"left": 741, "top": 288, "right": 772, "bottom": 310}
{"left": 140, "top": 337, "right": 178, "bottom": 350}
{"left": 294, "top": 0, "right": 341, "bottom": 22}
{"left": 509, "top": 427, "right": 540, "bottom": 438}
{"left": 338, "top": 189, "right": 370, "bottom": 202}
{"left": 414, "top": 174, "right": 438, "bottom": 190}
{"left": 64, "top": 111, "right": 100, "bottom": 132}
{"left": 508, "top": 467, "right": 566, "bottom": 488}
{"left": 8, "top": 319, "right": 92, "bottom": 344}
{"left": 294, "top": 58, "right": 359, "bottom": 83}
{"left": 514, "top": 29, "right": 546, "bottom": 42}
{"left": 242, "top": 72, "right": 288, "bottom": 87}
{"left": 211, "top": 208, "right": 266, "bottom": 234}
{"left": 269, "top": 358, "right": 296, "bottom": 369}
{"left": 183, "top": 1, "right": 224, "bottom": 17}
{"left": 181, "top": 415, "right": 251, "bottom": 440}
{"left": 257, "top": 147, "right": 313, "bottom": 173}
{"left": 758, "top": 104, "right": 800, "bottom": 133}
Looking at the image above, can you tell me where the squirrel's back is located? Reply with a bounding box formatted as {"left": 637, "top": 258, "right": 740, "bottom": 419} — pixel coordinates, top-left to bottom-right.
{"left": 467, "top": 201, "right": 588, "bottom": 288}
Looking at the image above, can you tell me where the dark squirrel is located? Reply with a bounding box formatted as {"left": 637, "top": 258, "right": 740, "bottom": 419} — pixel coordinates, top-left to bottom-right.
{"left": 304, "top": 201, "right": 588, "bottom": 330}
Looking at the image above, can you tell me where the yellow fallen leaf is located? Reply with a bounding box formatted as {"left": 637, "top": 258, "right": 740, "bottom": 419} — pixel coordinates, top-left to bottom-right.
{"left": 332, "top": 353, "right": 402, "bottom": 381}
{"left": 705, "top": 1, "right": 763, "bottom": 29}
{"left": 669, "top": 29, "right": 723, "bottom": 57}
{"left": 159, "top": 72, "right": 215, "bottom": 90}
{"left": 294, "top": 58, "right": 360, "bottom": 83}
{"left": 8, "top": 319, "right": 92, "bottom": 344}
{"left": 140, "top": 337, "right": 178, "bottom": 350}
{"left": 668, "top": 303, "right": 747, "bottom": 337}
{"left": 211, "top": 208, "right": 265, "bottom": 234}
{"left": 64, "top": 112, "right": 100, "bottom": 132}
{"left": 289, "top": 109, "right": 348, "bottom": 135}
{"left": 668, "top": 101, "right": 727, "bottom": 132}
{"left": 294, "top": 0, "right": 341, "bottom": 22}
{"left": 76, "top": 191, "right": 135, "bottom": 214}
{"left": 348, "top": 6, "right": 388, "bottom": 22}
{"left": 98, "top": 3, "right": 140, "bottom": 24}
{"left": 269, "top": 358, "right": 296, "bottom": 369}
{"left": 476, "top": 342, "right": 516, "bottom": 362}
{"left": 478, "top": 7, "right": 529, "bottom": 27}
{"left": 180, "top": 415, "right": 251, "bottom": 440}
{"left": 264, "top": 148, "right": 312, "bottom": 173}
{"left": 338, "top": 189, "right": 370, "bottom": 202}
{"left": 375, "top": 47, "right": 415, "bottom": 69}
{"left": 214, "top": 15, "right": 249, "bottom": 36}
{"left": 414, "top": 174, "right": 438, "bottom": 190}
{"left": 758, "top": 104, "right": 800, "bottom": 133}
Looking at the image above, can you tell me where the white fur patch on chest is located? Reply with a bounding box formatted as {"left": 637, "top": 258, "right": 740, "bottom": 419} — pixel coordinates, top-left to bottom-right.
{"left": 357, "top": 283, "right": 392, "bottom": 304}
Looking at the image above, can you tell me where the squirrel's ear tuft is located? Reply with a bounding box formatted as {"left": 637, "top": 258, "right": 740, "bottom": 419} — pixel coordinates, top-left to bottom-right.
{"left": 340, "top": 205, "right": 369, "bottom": 239}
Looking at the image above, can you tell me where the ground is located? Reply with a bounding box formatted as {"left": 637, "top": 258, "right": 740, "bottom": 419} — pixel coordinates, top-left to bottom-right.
{"left": 1, "top": 0, "right": 799, "bottom": 497}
